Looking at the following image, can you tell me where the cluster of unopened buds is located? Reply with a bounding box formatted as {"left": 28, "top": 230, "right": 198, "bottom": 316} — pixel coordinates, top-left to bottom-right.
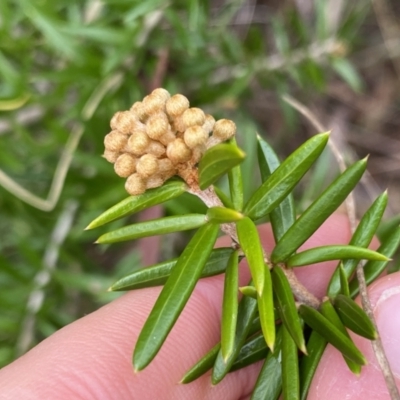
{"left": 103, "top": 88, "right": 236, "bottom": 195}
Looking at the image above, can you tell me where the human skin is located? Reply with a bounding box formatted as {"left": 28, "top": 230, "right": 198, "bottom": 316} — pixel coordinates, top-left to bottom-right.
{"left": 1, "top": 214, "right": 399, "bottom": 399}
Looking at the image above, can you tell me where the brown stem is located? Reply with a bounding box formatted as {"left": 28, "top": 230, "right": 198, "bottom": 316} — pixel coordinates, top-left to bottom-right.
{"left": 280, "top": 266, "right": 320, "bottom": 309}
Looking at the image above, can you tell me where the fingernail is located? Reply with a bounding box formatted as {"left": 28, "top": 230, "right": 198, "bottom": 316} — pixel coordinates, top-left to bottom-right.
{"left": 375, "top": 287, "right": 400, "bottom": 377}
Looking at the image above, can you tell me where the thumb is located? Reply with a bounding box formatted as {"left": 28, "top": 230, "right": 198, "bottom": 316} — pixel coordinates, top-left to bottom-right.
{"left": 308, "top": 271, "right": 400, "bottom": 400}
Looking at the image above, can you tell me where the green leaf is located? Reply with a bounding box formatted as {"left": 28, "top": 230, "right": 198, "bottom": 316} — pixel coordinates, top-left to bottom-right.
{"left": 86, "top": 180, "right": 186, "bottom": 229}
{"left": 230, "top": 332, "right": 268, "bottom": 372}
{"left": 332, "top": 58, "right": 363, "bottom": 92}
{"left": 298, "top": 304, "right": 366, "bottom": 365}
{"left": 212, "top": 291, "right": 258, "bottom": 384}
{"left": 180, "top": 343, "right": 220, "bottom": 384}
{"left": 199, "top": 143, "right": 245, "bottom": 190}
{"left": 320, "top": 299, "right": 361, "bottom": 375}
{"left": 228, "top": 137, "right": 244, "bottom": 210}
{"left": 271, "top": 267, "right": 306, "bottom": 353}
{"left": 272, "top": 158, "right": 368, "bottom": 263}
{"left": 257, "top": 267, "right": 275, "bottom": 351}
{"left": 133, "top": 222, "right": 219, "bottom": 371}
{"left": 299, "top": 331, "right": 327, "bottom": 400}
{"left": 181, "top": 316, "right": 261, "bottom": 384}
{"left": 221, "top": 250, "right": 239, "bottom": 361}
{"left": 287, "top": 245, "right": 388, "bottom": 267}
{"left": 213, "top": 186, "right": 235, "bottom": 209}
{"left": 334, "top": 294, "right": 377, "bottom": 340}
{"left": 282, "top": 324, "right": 300, "bottom": 400}
{"left": 257, "top": 134, "right": 296, "bottom": 241}
{"left": 339, "top": 262, "right": 350, "bottom": 297}
{"left": 349, "top": 225, "right": 400, "bottom": 297}
{"left": 206, "top": 206, "right": 243, "bottom": 224}
{"left": 110, "top": 247, "right": 234, "bottom": 291}
{"left": 328, "top": 192, "right": 388, "bottom": 297}
{"left": 250, "top": 329, "right": 283, "bottom": 400}
{"left": 239, "top": 285, "right": 257, "bottom": 299}
{"left": 96, "top": 214, "right": 206, "bottom": 244}
{"left": 243, "top": 133, "right": 329, "bottom": 220}
{"left": 236, "top": 217, "right": 266, "bottom": 295}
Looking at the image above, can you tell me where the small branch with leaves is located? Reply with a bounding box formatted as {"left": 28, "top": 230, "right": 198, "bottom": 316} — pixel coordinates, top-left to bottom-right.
{"left": 86, "top": 88, "right": 400, "bottom": 400}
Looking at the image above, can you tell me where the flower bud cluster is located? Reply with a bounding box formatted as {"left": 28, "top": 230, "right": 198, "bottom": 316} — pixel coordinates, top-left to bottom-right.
{"left": 104, "top": 88, "right": 236, "bottom": 195}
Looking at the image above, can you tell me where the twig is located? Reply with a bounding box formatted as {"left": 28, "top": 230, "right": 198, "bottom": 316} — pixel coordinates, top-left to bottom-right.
{"left": 283, "top": 93, "right": 400, "bottom": 400}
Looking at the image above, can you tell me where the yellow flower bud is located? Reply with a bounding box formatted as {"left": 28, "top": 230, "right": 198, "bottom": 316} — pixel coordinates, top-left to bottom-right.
{"left": 103, "top": 149, "right": 120, "bottom": 163}
{"left": 146, "top": 175, "right": 164, "bottom": 189}
{"left": 202, "top": 114, "right": 215, "bottom": 134}
{"left": 157, "top": 131, "right": 175, "bottom": 146}
{"left": 166, "top": 94, "right": 190, "bottom": 118}
{"left": 126, "top": 131, "right": 150, "bottom": 155}
{"left": 114, "top": 153, "right": 137, "bottom": 177}
{"left": 142, "top": 94, "right": 166, "bottom": 116}
{"left": 125, "top": 173, "right": 146, "bottom": 196}
{"left": 158, "top": 158, "right": 175, "bottom": 175}
{"left": 183, "top": 125, "right": 208, "bottom": 149}
{"left": 130, "top": 101, "right": 147, "bottom": 122}
{"left": 110, "top": 111, "right": 139, "bottom": 134}
{"left": 170, "top": 114, "right": 186, "bottom": 133}
{"left": 151, "top": 88, "right": 170, "bottom": 102}
{"left": 146, "top": 140, "right": 166, "bottom": 157}
{"left": 213, "top": 119, "right": 236, "bottom": 140}
{"left": 166, "top": 138, "right": 192, "bottom": 164}
{"left": 146, "top": 113, "right": 169, "bottom": 140}
{"left": 181, "top": 107, "right": 206, "bottom": 128}
{"left": 104, "top": 130, "right": 128, "bottom": 152}
{"left": 136, "top": 154, "right": 159, "bottom": 178}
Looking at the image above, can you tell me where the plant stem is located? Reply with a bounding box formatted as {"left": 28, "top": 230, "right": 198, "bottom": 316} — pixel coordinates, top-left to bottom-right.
{"left": 188, "top": 184, "right": 321, "bottom": 309}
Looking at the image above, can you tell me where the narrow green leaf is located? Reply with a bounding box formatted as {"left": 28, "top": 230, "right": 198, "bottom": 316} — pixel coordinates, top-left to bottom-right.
{"left": 86, "top": 180, "right": 186, "bottom": 229}
{"left": 320, "top": 299, "right": 361, "bottom": 375}
{"left": 258, "top": 267, "right": 275, "bottom": 351}
{"left": 250, "top": 328, "right": 283, "bottom": 400}
{"left": 221, "top": 250, "right": 239, "bottom": 361}
{"left": 300, "top": 331, "right": 327, "bottom": 400}
{"left": 180, "top": 343, "right": 220, "bottom": 384}
{"left": 206, "top": 207, "right": 243, "bottom": 224}
{"left": 96, "top": 214, "right": 206, "bottom": 244}
{"left": 328, "top": 192, "right": 388, "bottom": 297}
{"left": 332, "top": 58, "right": 363, "bottom": 92}
{"left": 230, "top": 332, "right": 268, "bottom": 372}
{"left": 228, "top": 137, "right": 244, "bottom": 210}
{"left": 213, "top": 186, "right": 235, "bottom": 209}
{"left": 110, "top": 248, "right": 234, "bottom": 291}
{"left": 272, "top": 158, "right": 368, "bottom": 263}
{"left": 271, "top": 267, "right": 306, "bottom": 353}
{"left": 298, "top": 304, "right": 366, "bottom": 365}
{"left": 243, "top": 133, "right": 329, "bottom": 220}
{"left": 199, "top": 143, "right": 245, "bottom": 190}
{"left": 349, "top": 225, "right": 400, "bottom": 297}
{"left": 282, "top": 324, "right": 300, "bottom": 400}
{"left": 239, "top": 285, "right": 257, "bottom": 299}
{"left": 287, "top": 245, "right": 388, "bottom": 267}
{"left": 339, "top": 262, "right": 350, "bottom": 297}
{"left": 181, "top": 315, "right": 261, "bottom": 384}
{"left": 212, "top": 291, "right": 258, "bottom": 384}
{"left": 236, "top": 217, "right": 265, "bottom": 295}
{"left": 334, "top": 294, "right": 377, "bottom": 340}
{"left": 133, "top": 223, "right": 219, "bottom": 371}
{"left": 257, "top": 134, "right": 296, "bottom": 241}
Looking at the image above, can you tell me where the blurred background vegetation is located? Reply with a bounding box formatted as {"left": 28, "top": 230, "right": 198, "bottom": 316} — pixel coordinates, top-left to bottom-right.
{"left": 1, "top": 0, "right": 400, "bottom": 367}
